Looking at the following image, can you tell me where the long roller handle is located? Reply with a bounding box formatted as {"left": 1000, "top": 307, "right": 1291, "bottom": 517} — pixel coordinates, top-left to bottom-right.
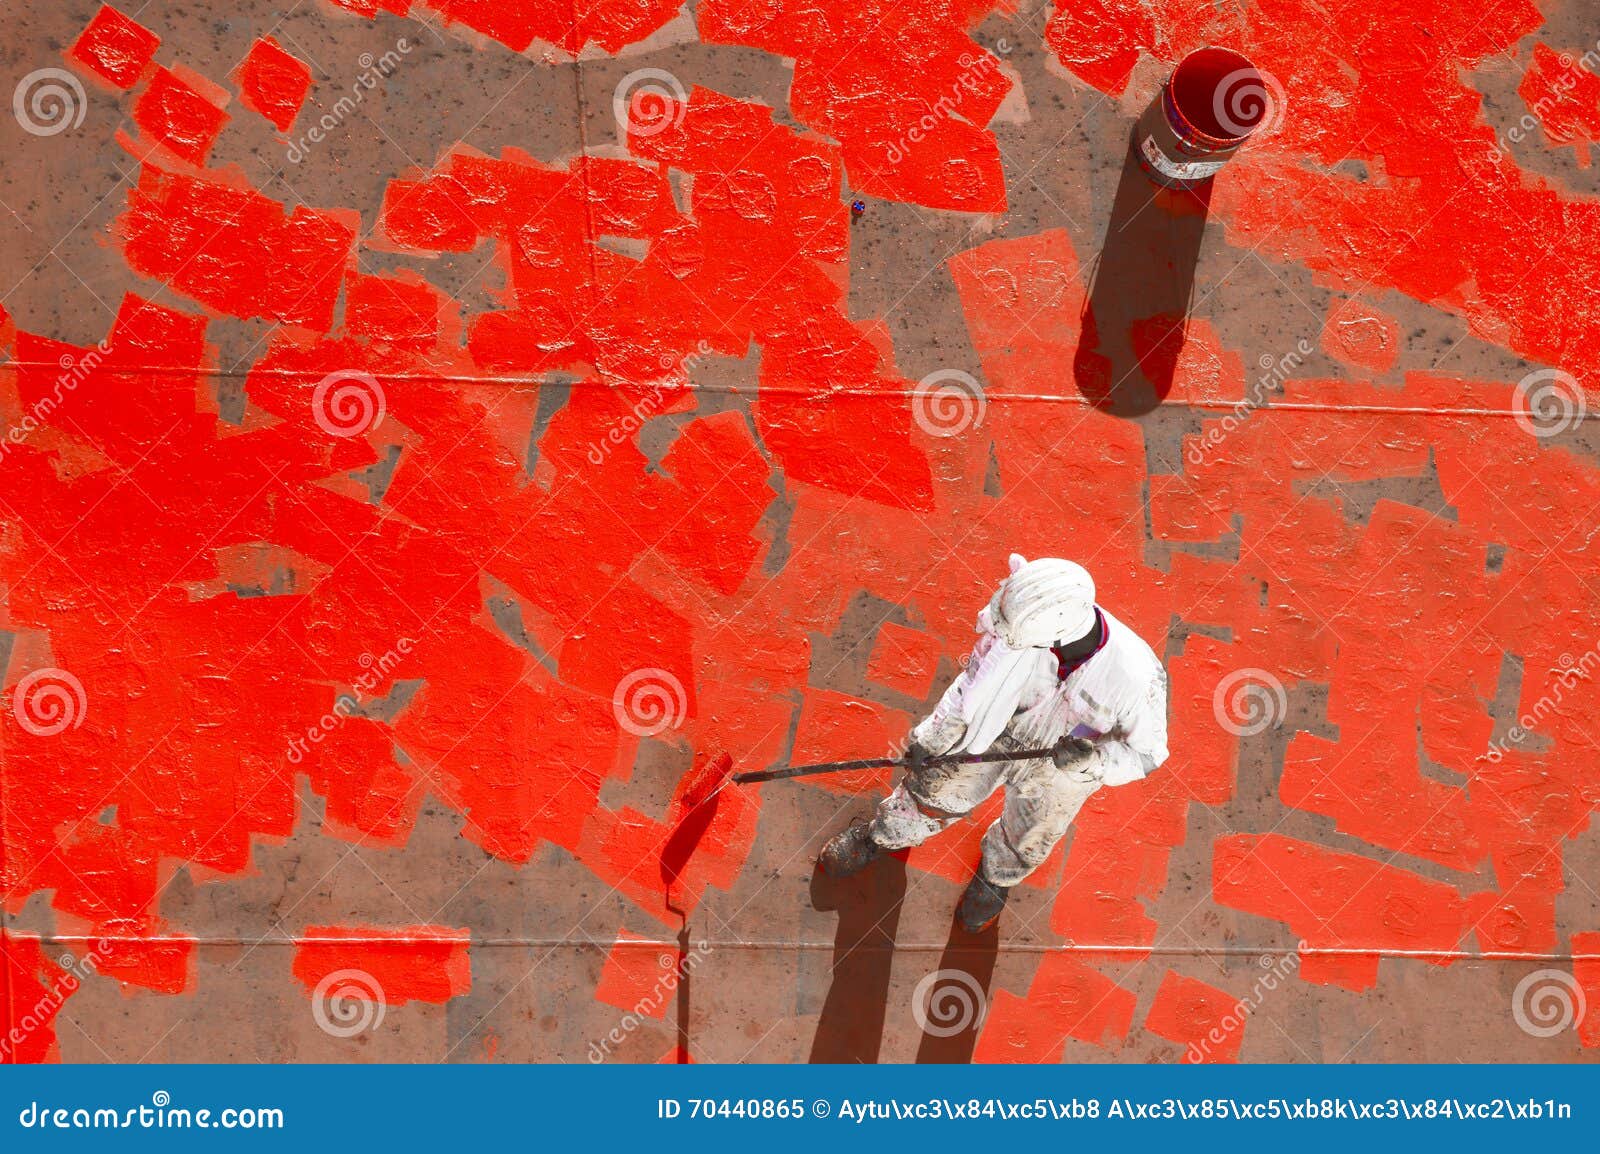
{"left": 730, "top": 745, "right": 1060, "bottom": 785}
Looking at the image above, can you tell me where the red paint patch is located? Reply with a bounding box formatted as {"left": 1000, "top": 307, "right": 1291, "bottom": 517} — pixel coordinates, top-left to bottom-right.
{"left": 865, "top": 622, "right": 943, "bottom": 699}
{"left": 1516, "top": 44, "right": 1600, "bottom": 168}
{"left": 1144, "top": 970, "right": 1245, "bottom": 1062}
{"left": 973, "top": 953, "right": 1136, "bottom": 1060}
{"left": 1573, "top": 932, "right": 1600, "bottom": 1048}
{"left": 292, "top": 926, "right": 471, "bottom": 1005}
{"left": 1321, "top": 299, "right": 1401, "bottom": 376}
{"left": 131, "top": 67, "right": 230, "bottom": 166}
{"left": 68, "top": 4, "right": 160, "bottom": 91}
{"left": 0, "top": 933, "right": 81, "bottom": 1064}
{"left": 595, "top": 931, "right": 677, "bottom": 1020}
{"left": 234, "top": 37, "right": 312, "bottom": 133}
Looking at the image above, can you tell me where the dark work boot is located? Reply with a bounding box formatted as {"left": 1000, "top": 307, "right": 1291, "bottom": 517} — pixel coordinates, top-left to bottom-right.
{"left": 819, "top": 822, "right": 885, "bottom": 878}
{"left": 958, "top": 873, "right": 1011, "bottom": 933}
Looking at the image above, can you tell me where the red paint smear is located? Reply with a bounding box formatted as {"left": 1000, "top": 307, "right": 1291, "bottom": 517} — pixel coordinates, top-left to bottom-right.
{"left": 291, "top": 926, "right": 471, "bottom": 1005}
{"left": 0, "top": 933, "right": 77, "bottom": 1063}
{"left": 1573, "top": 932, "right": 1600, "bottom": 1049}
{"left": 864, "top": 621, "right": 942, "bottom": 699}
{"left": 1517, "top": 44, "right": 1600, "bottom": 169}
{"left": 594, "top": 931, "right": 675, "bottom": 1020}
{"left": 1320, "top": 298, "right": 1400, "bottom": 376}
{"left": 1144, "top": 970, "right": 1245, "bottom": 1063}
{"left": 1214, "top": 835, "right": 1469, "bottom": 991}
{"left": 699, "top": 0, "right": 1011, "bottom": 212}
{"left": 131, "top": 67, "right": 230, "bottom": 167}
{"left": 234, "top": 37, "right": 312, "bottom": 133}
{"left": 68, "top": 4, "right": 160, "bottom": 91}
{"left": 118, "top": 165, "right": 356, "bottom": 330}
{"left": 422, "top": 0, "right": 685, "bottom": 55}
{"left": 972, "top": 953, "right": 1136, "bottom": 1061}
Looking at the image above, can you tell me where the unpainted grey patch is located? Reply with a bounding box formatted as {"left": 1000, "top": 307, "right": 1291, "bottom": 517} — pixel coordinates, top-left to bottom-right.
{"left": 1145, "top": 514, "right": 1243, "bottom": 572}
{"left": 526, "top": 374, "right": 576, "bottom": 481}
{"left": 484, "top": 577, "right": 560, "bottom": 675}
{"left": 983, "top": 441, "right": 1004, "bottom": 498}
{"left": 227, "top": 564, "right": 302, "bottom": 599}
{"left": 806, "top": 589, "right": 942, "bottom": 717}
{"left": 1304, "top": 448, "right": 1457, "bottom": 528}
{"left": 348, "top": 678, "right": 424, "bottom": 724}
{"left": 759, "top": 473, "right": 796, "bottom": 576}
{"left": 352, "top": 443, "right": 402, "bottom": 505}
{"left": 595, "top": 235, "right": 647, "bottom": 261}
{"left": 1485, "top": 542, "right": 1505, "bottom": 574}
{"left": 1164, "top": 616, "right": 1232, "bottom": 659}
{"left": 97, "top": 805, "right": 117, "bottom": 826}
{"left": 599, "top": 736, "right": 692, "bottom": 820}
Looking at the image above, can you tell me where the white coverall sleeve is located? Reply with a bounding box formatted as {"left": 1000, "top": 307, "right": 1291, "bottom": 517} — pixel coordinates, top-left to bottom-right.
{"left": 908, "top": 634, "right": 996, "bottom": 755}
{"left": 1091, "top": 667, "right": 1170, "bottom": 787}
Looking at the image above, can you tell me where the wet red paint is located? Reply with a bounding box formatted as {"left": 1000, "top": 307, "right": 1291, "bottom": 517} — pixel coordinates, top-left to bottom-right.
{"left": 1517, "top": 44, "right": 1600, "bottom": 169}
{"left": 235, "top": 37, "right": 313, "bottom": 133}
{"left": 68, "top": 4, "right": 160, "bottom": 91}
{"left": 1144, "top": 971, "right": 1243, "bottom": 1063}
{"left": 595, "top": 932, "right": 675, "bottom": 1020}
{"left": 292, "top": 926, "right": 471, "bottom": 1004}
{"left": 7, "top": 0, "right": 1600, "bottom": 1063}
{"left": 130, "top": 67, "right": 231, "bottom": 167}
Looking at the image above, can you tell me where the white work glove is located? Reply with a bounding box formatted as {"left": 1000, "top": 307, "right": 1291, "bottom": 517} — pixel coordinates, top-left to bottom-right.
{"left": 1051, "top": 736, "right": 1102, "bottom": 785}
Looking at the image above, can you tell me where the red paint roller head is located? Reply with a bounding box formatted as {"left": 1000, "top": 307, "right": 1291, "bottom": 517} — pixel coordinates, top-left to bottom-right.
{"left": 678, "top": 751, "right": 734, "bottom": 811}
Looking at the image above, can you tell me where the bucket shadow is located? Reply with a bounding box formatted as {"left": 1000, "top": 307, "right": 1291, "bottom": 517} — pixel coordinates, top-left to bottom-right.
{"left": 1073, "top": 105, "right": 1213, "bottom": 417}
{"left": 913, "top": 915, "right": 1000, "bottom": 1064}
{"left": 807, "top": 855, "right": 909, "bottom": 1063}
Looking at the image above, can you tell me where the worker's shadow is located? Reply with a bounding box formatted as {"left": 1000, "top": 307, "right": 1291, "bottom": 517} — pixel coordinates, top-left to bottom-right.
{"left": 1073, "top": 107, "right": 1213, "bottom": 417}
{"left": 808, "top": 860, "right": 1000, "bottom": 1064}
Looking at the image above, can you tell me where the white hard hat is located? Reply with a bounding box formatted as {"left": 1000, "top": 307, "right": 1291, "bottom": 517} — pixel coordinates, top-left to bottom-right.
{"left": 993, "top": 554, "right": 1096, "bottom": 648}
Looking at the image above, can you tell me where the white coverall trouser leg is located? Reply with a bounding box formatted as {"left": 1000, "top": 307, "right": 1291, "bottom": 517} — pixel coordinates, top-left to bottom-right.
{"left": 866, "top": 743, "right": 1100, "bottom": 887}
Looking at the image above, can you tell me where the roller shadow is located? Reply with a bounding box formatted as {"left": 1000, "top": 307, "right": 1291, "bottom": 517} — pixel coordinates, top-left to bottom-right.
{"left": 1073, "top": 103, "right": 1213, "bottom": 417}
{"left": 807, "top": 855, "right": 909, "bottom": 1063}
{"left": 660, "top": 792, "right": 721, "bottom": 1064}
{"left": 913, "top": 915, "right": 1000, "bottom": 1064}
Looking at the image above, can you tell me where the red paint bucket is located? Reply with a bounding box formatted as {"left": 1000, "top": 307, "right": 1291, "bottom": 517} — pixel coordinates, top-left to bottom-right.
{"left": 1138, "top": 48, "right": 1277, "bottom": 189}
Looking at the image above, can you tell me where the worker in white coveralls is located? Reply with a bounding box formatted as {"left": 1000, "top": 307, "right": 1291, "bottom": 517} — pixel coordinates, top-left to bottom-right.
{"left": 820, "top": 555, "right": 1170, "bottom": 933}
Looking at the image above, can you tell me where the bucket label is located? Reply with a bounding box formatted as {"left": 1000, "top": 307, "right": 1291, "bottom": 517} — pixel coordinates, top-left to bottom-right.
{"left": 1140, "top": 134, "right": 1227, "bottom": 182}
